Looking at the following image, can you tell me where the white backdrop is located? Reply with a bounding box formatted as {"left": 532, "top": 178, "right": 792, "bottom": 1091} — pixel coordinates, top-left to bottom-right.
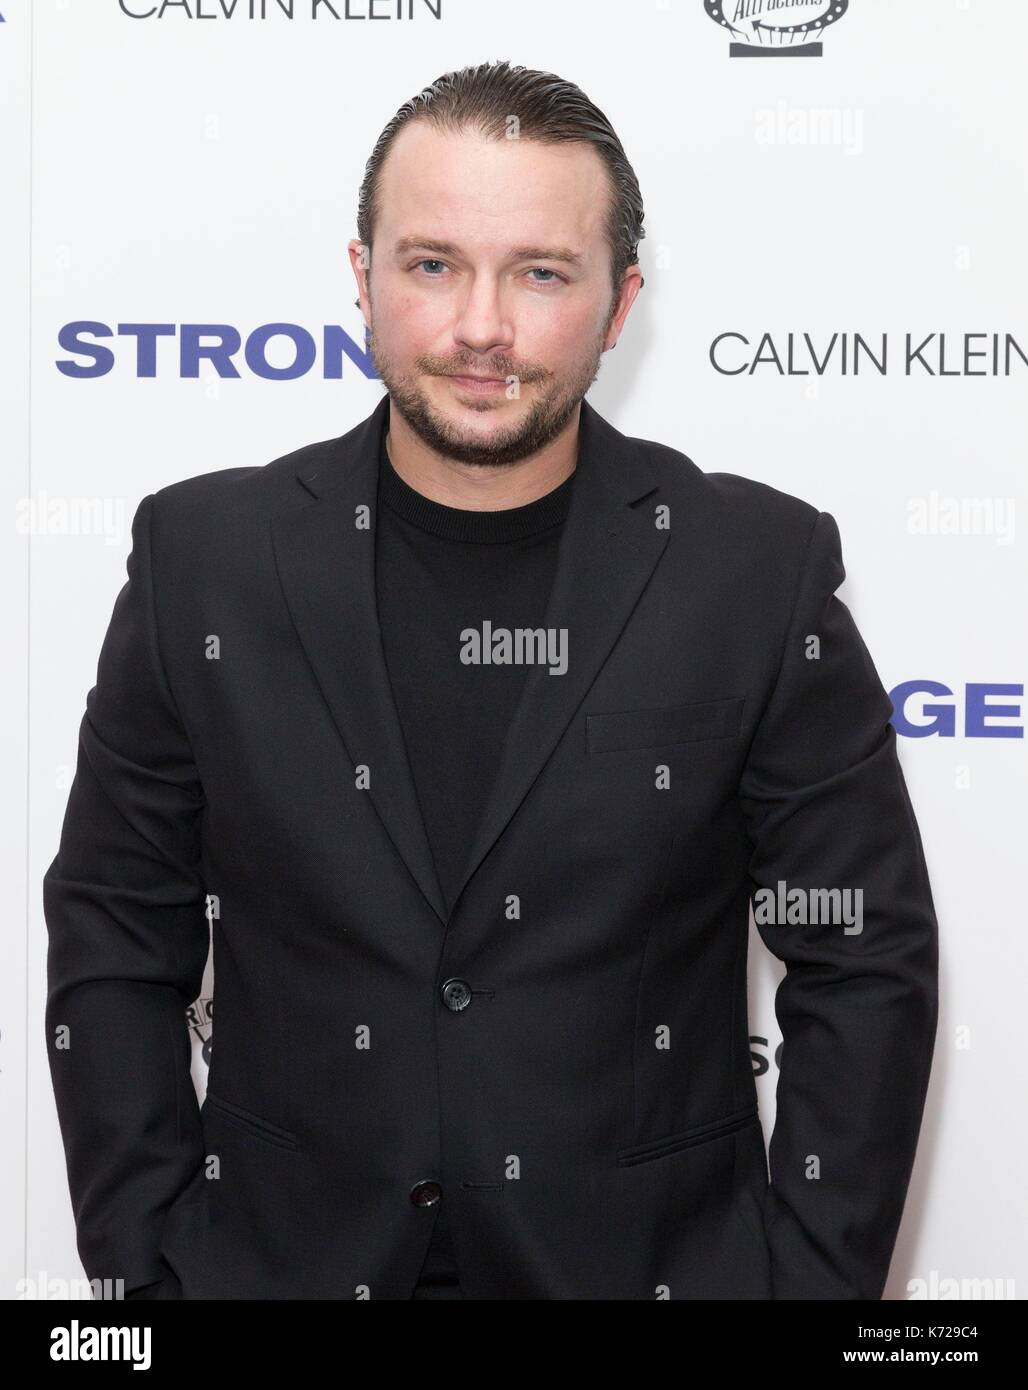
{"left": 4, "top": 0, "right": 1025, "bottom": 1300}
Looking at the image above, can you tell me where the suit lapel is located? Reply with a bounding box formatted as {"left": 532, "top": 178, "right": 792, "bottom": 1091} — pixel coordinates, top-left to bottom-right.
{"left": 271, "top": 392, "right": 669, "bottom": 927}
{"left": 271, "top": 394, "right": 448, "bottom": 923}
{"left": 446, "top": 399, "right": 669, "bottom": 913}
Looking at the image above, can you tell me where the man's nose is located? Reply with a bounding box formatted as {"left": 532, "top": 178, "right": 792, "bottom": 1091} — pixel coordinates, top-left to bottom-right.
{"left": 452, "top": 275, "right": 515, "bottom": 357}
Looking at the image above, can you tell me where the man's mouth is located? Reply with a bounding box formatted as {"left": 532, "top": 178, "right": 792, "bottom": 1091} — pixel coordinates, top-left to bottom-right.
{"left": 444, "top": 373, "right": 509, "bottom": 394}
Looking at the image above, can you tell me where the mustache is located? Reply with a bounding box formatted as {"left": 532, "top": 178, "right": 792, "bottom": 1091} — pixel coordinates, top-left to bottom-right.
{"left": 421, "top": 358, "right": 548, "bottom": 382}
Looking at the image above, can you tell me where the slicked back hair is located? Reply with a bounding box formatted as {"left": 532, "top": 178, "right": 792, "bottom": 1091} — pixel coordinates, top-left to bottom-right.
{"left": 356, "top": 59, "right": 646, "bottom": 304}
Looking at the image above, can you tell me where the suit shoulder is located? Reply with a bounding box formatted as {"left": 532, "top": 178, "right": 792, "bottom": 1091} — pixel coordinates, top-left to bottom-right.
{"left": 630, "top": 432, "right": 822, "bottom": 547}
{"left": 148, "top": 434, "right": 342, "bottom": 523}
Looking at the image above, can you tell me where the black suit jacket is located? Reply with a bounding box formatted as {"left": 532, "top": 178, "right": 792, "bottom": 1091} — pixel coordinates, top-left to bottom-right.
{"left": 44, "top": 393, "right": 939, "bottom": 1300}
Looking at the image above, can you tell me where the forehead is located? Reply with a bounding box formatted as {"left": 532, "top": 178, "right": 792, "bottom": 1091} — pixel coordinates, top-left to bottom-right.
{"left": 375, "top": 121, "right": 610, "bottom": 255}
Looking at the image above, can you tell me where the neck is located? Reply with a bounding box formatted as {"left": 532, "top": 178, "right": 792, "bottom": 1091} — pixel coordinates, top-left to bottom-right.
{"left": 384, "top": 402, "right": 579, "bottom": 512}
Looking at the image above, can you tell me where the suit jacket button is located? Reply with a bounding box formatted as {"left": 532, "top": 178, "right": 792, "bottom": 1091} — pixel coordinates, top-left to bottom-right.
{"left": 441, "top": 978, "right": 472, "bottom": 1012}
{"left": 410, "top": 1180, "right": 442, "bottom": 1208}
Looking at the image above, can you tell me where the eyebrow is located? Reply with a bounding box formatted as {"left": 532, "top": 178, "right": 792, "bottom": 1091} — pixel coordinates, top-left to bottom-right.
{"left": 392, "top": 236, "right": 584, "bottom": 269}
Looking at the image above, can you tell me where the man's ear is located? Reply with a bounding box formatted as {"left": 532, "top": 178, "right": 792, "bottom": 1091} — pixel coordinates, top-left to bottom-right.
{"left": 603, "top": 264, "right": 644, "bottom": 352}
{"left": 347, "top": 239, "right": 372, "bottom": 327}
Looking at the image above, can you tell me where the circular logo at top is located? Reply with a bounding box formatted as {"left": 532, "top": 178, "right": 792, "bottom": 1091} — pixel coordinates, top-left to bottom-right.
{"left": 703, "top": 0, "right": 850, "bottom": 58}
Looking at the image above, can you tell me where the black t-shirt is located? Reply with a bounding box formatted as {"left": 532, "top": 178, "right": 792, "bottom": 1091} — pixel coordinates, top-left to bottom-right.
{"left": 374, "top": 420, "right": 575, "bottom": 1293}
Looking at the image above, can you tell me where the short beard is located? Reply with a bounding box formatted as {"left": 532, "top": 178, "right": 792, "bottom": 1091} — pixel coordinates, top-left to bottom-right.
{"left": 369, "top": 323, "right": 610, "bottom": 469}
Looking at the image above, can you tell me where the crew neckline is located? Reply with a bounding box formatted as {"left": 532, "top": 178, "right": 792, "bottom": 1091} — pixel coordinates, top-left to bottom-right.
{"left": 377, "top": 428, "right": 575, "bottom": 545}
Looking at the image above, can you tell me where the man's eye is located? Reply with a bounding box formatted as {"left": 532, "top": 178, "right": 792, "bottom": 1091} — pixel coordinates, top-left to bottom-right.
{"left": 411, "top": 261, "right": 563, "bottom": 283}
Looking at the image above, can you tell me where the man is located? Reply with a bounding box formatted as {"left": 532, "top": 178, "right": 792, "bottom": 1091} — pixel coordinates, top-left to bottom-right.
{"left": 44, "top": 60, "right": 938, "bottom": 1301}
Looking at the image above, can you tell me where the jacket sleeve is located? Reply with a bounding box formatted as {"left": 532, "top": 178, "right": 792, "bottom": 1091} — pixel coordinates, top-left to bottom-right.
{"left": 738, "top": 509, "right": 939, "bottom": 1300}
{"left": 43, "top": 491, "right": 210, "bottom": 1296}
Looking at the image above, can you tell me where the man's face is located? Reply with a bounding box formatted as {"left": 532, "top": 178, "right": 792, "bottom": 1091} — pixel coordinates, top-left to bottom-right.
{"left": 350, "top": 122, "right": 640, "bottom": 467}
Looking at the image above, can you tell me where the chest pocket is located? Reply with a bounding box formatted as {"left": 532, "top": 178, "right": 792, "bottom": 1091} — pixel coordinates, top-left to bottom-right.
{"left": 586, "top": 696, "right": 744, "bottom": 754}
